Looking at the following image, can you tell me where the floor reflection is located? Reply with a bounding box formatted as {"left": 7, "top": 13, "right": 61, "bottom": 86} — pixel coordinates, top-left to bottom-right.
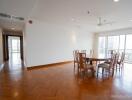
{"left": 9, "top": 52, "right": 22, "bottom": 70}
{"left": 0, "top": 62, "right": 132, "bottom": 100}
{"left": 0, "top": 52, "right": 24, "bottom": 73}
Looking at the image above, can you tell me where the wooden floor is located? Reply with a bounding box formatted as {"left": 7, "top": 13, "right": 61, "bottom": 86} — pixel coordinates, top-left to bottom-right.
{"left": 0, "top": 61, "right": 132, "bottom": 100}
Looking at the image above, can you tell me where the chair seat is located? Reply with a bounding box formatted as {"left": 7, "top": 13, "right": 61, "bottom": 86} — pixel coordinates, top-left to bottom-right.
{"left": 104, "top": 61, "right": 111, "bottom": 64}
{"left": 82, "top": 64, "right": 94, "bottom": 71}
{"left": 98, "top": 63, "right": 109, "bottom": 69}
{"left": 86, "top": 64, "right": 93, "bottom": 68}
{"left": 85, "top": 64, "right": 95, "bottom": 75}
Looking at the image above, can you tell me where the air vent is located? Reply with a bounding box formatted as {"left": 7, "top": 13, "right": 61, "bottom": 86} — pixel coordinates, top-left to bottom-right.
{"left": 0, "top": 13, "right": 11, "bottom": 18}
{"left": 0, "top": 13, "right": 24, "bottom": 21}
{"left": 12, "top": 16, "right": 24, "bottom": 21}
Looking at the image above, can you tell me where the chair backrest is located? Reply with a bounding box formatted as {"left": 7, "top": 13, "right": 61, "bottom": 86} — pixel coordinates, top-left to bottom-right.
{"left": 120, "top": 52, "right": 125, "bottom": 63}
{"left": 78, "top": 53, "right": 87, "bottom": 69}
{"left": 90, "top": 49, "right": 94, "bottom": 57}
{"left": 109, "top": 54, "right": 117, "bottom": 69}
{"left": 108, "top": 50, "right": 116, "bottom": 59}
{"left": 115, "top": 53, "right": 119, "bottom": 65}
{"left": 116, "top": 52, "right": 120, "bottom": 62}
{"left": 81, "top": 50, "right": 86, "bottom": 53}
{"left": 73, "top": 50, "right": 79, "bottom": 62}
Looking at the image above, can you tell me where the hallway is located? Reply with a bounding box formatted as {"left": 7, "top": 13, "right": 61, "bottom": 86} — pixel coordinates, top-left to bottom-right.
{"left": 0, "top": 62, "right": 132, "bottom": 100}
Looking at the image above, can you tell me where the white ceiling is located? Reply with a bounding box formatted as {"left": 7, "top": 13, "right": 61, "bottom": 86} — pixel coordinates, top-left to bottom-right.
{"left": 0, "top": 17, "right": 25, "bottom": 31}
{"left": 0, "top": 0, "right": 132, "bottom": 32}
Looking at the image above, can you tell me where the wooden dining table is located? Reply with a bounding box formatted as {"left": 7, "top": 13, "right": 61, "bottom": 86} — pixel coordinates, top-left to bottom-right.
{"left": 86, "top": 57, "right": 110, "bottom": 65}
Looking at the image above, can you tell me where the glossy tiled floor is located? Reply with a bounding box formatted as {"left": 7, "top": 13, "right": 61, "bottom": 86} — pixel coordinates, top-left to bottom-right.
{"left": 0, "top": 62, "right": 132, "bottom": 100}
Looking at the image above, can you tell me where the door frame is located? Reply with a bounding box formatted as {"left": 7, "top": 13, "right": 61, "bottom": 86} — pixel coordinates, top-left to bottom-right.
{"left": 2, "top": 29, "right": 24, "bottom": 62}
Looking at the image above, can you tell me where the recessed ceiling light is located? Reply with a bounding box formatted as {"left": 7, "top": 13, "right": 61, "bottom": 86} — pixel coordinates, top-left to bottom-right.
{"left": 72, "top": 18, "right": 75, "bottom": 21}
{"left": 113, "top": 0, "right": 120, "bottom": 2}
{"left": 11, "top": 28, "right": 15, "bottom": 30}
{"left": 87, "top": 11, "right": 90, "bottom": 14}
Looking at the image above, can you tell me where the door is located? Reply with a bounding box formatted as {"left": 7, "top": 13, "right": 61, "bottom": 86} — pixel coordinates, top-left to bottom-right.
{"left": 8, "top": 36, "right": 21, "bottom": 64}
{"left": 3, "top": 35, "right": 24, "bottom": 62}
{"left": 125, "top": 34, "right": 132, "bottom": 63}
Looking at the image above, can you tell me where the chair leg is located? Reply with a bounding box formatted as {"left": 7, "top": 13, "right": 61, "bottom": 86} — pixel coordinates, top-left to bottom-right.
{"left": 74, "top": 61, "right": 75, "bottom": 69}
{"left": 82, "top": 70, "right": 85, "bottom": 79}
{"left": 96, "top": 61, "right": 97, "bottom": 66}
{"left": 108, "top": 68, "right": 111, "bottom": 77}
{"left": 91, "top": 68, "right": 95, "bottom": 77}
{"left": 118, "top": 64, "right": 120, "bottom": 72}
{"left": 93, "top": 68, "right": 95, "bottom": 77}
{"left": 102, "top": 68, "right": 104, "bottom": 78}
{"left": 112, "top": 68, "right": 114, "bottom": 77}
{"left": 116, "top": 64, "right": 117, "bottom": 72}
{"left": 78, "top": 66, "right": 80, "bottom": 73}
{"left": 121, "top": 63, "right": 124, "bottom": 75}
{"left": 97, "top": 67, "right": 99, "bottom": 78}
{"left": 121, "top": 63, "right": 123, "bottom": 70}
{"left": 119, "top": 63, "right": 123, "bottom": 72}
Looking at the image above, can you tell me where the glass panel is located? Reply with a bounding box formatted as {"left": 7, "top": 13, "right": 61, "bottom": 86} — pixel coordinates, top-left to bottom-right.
{"left": 9, "top": 37, "right": 20, "bottom": 53}
{"left": 8, "top": 36, "right": 21, "bottom": 65}
{"left": 108, "top": 36, "right": 119, "bottom": 51}
{"left": 12, "top": 39, "right": 18, "bottom": 52}
{"left": 98, "top": 34, "right": 132, "bottom": 63}
{"left": 126, "top": 35, "right": 132, "bottom": 49}
{"left": 119, "top": 35, "right": 125, "bottom": 59}
{"left": 125, "top": 35, "right": 132, "bottom": 63}
{"left": 119, "top": 35, "right": 125, "bottom": 50}
{"left": 98, "top": 37, "right": 106, "bottom": 58}
{"left": 125, "top": 50, "right": 132, "bottom": 63}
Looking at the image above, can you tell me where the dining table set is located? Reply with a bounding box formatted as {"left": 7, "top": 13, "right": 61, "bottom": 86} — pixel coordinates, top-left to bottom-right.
{"left": 73, "top": 50, "right": 125, "bottom": 79}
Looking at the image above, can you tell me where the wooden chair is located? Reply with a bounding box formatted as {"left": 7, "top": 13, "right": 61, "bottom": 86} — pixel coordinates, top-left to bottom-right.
{"left": 73, "top": 50, "right": 79, "bottom": 70}
{"left": 115, "top": 52, "right": 120, "bottom": 67}
{"left": 78, "top": 53, "right": 95, "bottom": 78}
{"left": 81, "top": 50, "right": 86, "bottom": 53}
{"left": 97, "top": 54, "right": 117, "bottom": 78}
{"left": 90, "top": 49, "right": 94, "bottom": 57}
{"left": 105, "top": 51, "right": 117, "bottom": 65}
{"left": 116, "top": 52, "right": 125, "bottom": 71}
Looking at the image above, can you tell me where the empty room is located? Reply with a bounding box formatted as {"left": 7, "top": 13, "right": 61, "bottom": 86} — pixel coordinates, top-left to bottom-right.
{"left": 0, "top": 0, "right": 132, "bottom": 100}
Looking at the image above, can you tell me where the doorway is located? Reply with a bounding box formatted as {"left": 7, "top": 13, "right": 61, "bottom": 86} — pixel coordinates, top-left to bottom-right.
{"left": 2, "top": 30, "right": 24, "bottom": 67}
{"left": 8, "top": 36, "right": 21, "bottom": 65}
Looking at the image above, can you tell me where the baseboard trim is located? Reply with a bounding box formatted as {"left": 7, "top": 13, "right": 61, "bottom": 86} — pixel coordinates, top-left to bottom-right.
{"left": 27, "top": 61, "right": 73, "bottom": 70}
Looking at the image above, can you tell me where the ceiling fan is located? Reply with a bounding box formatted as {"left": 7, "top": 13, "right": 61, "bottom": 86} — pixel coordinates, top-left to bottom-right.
{"left": 97, "top": 17, "right": 115, "bottom": 26}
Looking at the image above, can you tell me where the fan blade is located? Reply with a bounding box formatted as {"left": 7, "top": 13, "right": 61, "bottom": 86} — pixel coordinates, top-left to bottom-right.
{"left": 98, "top": 21, "right": 116, "bottom": 26}
{"left": 102, "top": 21, "right": 116, "bottom": 25}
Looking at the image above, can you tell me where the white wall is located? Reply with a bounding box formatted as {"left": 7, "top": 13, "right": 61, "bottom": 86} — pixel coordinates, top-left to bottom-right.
{"left": 25, "top": 19, "right": 93, "bottom": 67}
{"left": 92, "top": 33, "right": 98, "bottom": 57}
{"left": 0, "top": 28, "right": 3, "bottom": 65}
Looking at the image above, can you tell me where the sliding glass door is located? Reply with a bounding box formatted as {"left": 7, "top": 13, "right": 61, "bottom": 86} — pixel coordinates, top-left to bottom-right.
{"left": 98, "top": 37, "right": 106, "bottom": 58}
{"left": 107, "top": 36, "right": 119, "bottom": 55}
{"left": 98, "top": 34, "right": 132, "bottom": 63}
{"left": 119, "top": 35, "right": 125, "bottom": 53}
{"left": 8, "top": 36, "right": 21, "bottom": 64}
{"left": 125, "top": 35, "right": 132, "bottom": 63}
